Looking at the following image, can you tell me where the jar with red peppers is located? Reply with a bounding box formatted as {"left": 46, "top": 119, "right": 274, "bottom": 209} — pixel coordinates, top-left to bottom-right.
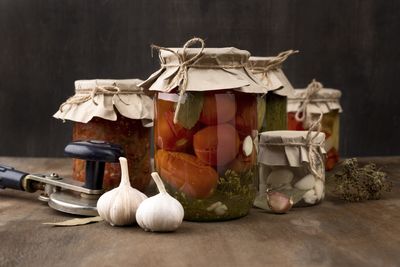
{"left": 140, "top": 38, "right": 266, "bottom": 221}
{"left": 248, "top": 50, "right": 298, "bottom": 132}
{"left": 287, "top": 79, "right": 342, "bottom": 170}
{"left": 53, "top": 79, "right": 153, "bottom": 191}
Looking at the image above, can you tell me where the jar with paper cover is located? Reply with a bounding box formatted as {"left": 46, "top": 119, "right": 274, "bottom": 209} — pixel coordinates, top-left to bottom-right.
{"left": 248, "top": 50, "right": 298, "bottom": 132}
{"left": 53, "top": 79, "right": 154, "bottom": 191}
{"left": 287, "top": 79, "right": 342, "bottom": 170}
{"left": 140, "top": 38, "right": 266, "bottom": 221}
{"left": 255, "top": 125, "right": 326, "bottom": 212}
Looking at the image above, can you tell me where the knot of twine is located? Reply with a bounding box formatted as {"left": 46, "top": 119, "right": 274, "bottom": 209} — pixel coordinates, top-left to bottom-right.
{"left": 151, "top": 37, "right": 246, "bottom": 124}
{"left": 59, "top": 84, "right": 142, "bottom": 113}
{"left": 250, "top": 50, "right": 298, "bottom": 86}
{"left": 251, "top": 50, "right": 299, "bottom": 73}
{"left": 261, "top": 113, "right": 325, "bottom": 181}
{"left": 294, "top": 79, "right": 323, "bottom": 127}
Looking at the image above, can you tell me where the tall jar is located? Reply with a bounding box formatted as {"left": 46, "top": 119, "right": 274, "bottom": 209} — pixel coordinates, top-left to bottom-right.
{"left": 140, "top": 38, "right": 266, "bottom": 221}
{"left": 256, "top": 130, "right": 326, "bottom": 210}
{"left": 287, "top": 79, "right": 342, "bottom": 170}
{"left": 53, "top": 79, "right": 153, "bottom": 191}
{"left": 248, "top": 50, "right": 298, "bottom": 131}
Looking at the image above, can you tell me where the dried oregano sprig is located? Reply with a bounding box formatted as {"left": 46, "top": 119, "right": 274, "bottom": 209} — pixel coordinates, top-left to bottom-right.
{"left": 333, "top": 158, "right": 392, "bottom": 202}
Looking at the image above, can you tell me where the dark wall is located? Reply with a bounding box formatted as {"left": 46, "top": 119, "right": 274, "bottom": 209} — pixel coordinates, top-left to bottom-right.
{"left": 0, "top": 0, "right": 399, "bottom": 157}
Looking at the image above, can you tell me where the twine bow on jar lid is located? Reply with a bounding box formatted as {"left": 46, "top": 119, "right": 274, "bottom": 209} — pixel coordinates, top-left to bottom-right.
{"left": 294, "top": 79, "right": 324, "bottom": 127}
{"left": 151, "top": 38, "right": 206, "bottom": 124}
{"left": 250, "top": 50, "right": 299, "bottom": 75}
{"left": 59, "top": 82, "right": 144, "bottom": 113}
{"left": 247, "top": 50, "right": 298, "bottom": 95}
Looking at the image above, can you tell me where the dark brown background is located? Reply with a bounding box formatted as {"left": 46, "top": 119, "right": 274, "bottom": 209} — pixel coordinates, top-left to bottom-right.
{"left": 0, "top": 0, "right": 399, "bottom": 157}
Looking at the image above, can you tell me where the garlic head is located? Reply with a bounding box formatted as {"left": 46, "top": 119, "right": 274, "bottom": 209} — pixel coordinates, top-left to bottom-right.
{"left": 97, "top": 157, "right": 147, "bottom": 226}
{"left": 136, "top": 172, "right": 184, "bottom": 232}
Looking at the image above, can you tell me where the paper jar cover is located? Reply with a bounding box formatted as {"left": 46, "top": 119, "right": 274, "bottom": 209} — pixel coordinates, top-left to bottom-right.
{"left": 258, "top": 130, "right": 326, "bottom": 167}
{"left": 139, "top": 47, "right": 268, "bottom": 94}
{"left": 53, "top": 79, "right": 153, "bottom": 126}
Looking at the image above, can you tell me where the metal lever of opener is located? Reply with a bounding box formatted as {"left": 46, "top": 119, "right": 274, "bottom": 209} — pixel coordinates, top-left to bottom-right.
{"left": 0, "top": 140, "right": 124, "bottom": 216}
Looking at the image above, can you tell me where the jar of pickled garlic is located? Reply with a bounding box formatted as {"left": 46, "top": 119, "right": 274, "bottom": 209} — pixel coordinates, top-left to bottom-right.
{"left": 53, "top": 79, "right": 153, "bottom": 191}
{"left": 140, "top": 38, "right": 266, "bottom": 221}
{"left": 248, "top": 50, "right": 298, "bottom": 131}
{"left": 255, "top": 130, "right": 326, "bottom": 211}
{"left": 287, "top": 79, "right": 342, "bottom": 170}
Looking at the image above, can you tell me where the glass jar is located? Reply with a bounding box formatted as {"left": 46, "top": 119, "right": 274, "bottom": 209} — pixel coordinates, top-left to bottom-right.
{"left": 257, "top": 130, "right": 326, "bottom": 208}
{"left": 54, "top": 79, "right": 154, "bottom": 191}
{"left": 287, "top": 80, "right": 342, "bottom": 170}
{"left": 248, "top": 50, "right": 298, "bottom": 132}
{"left": 141, "top": 39, "right": 265, "bottom": 221}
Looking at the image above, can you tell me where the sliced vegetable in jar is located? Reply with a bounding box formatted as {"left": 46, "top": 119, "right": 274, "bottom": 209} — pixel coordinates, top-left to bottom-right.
{"left": 155, "top": 149, "right": 219, "bottom": 199}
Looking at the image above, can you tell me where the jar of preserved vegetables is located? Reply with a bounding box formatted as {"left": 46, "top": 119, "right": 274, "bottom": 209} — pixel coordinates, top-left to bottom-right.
{"left": 248, "top": 50, "right": 298, "bottom": 131}
{"left": 256, "top": 127, "right": 326, "bottom": 210}
{"left": 140, "top": 38, "right": 266, "bottom": 221}
{"left": 287, "top": 79, "right": 342, "bottom": 170}
{"left": 53, "top": 79, "right": 153, "bottom": 191}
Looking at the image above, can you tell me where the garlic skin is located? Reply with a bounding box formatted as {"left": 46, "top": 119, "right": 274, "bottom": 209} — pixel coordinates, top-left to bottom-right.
{"left": 97, "top": 157, "right": 147, "bottom": 226}
{"left": 136, "top": 172, "right": 184, "bottom": 232}
{"left": 267, "top": 191, "right": 293, "bottom": 214}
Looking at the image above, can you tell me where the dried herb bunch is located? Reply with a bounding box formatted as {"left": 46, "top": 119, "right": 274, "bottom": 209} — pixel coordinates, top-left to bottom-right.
{"left": 333, "top": 158, "right": 392, "bottom": 202}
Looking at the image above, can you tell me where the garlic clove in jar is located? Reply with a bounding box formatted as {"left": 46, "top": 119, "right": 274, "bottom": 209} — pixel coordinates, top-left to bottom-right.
{"left": 294, "top": 174, "right": 316, "bottom": 190}
{"left": 242, "top": 135, "right": 253, "bottom": 157}
{"left": 314, "top": 179, "right": 324, "bottom": 200}
{"left": 303, "top": 189, "right": 318, "bottom": 204}
{"left": 136, "top": 172, "right": 184, "bottom": 232}
{"left": 97, "top": 157, "right": 148, "bottom": 226}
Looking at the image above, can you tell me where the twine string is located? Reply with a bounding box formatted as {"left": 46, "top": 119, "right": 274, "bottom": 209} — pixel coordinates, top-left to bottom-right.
{"left": 151, "top": 37, "right": 205, "bottom": 124}
{"left": 58, "top": 84, "right": 143, "bottom": 112}
{"left": 251, "top": 50, "right": 299, "bottom": 73}
{"left": 294, "top": 79, "right": 323, "bottom": 127}
{"left": 249, "top": 50, "right": 298, "bottom": 87}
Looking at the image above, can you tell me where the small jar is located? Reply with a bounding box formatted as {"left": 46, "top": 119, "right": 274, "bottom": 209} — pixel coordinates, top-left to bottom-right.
{"left": 248, "top": 50, "right": 298, "bottom": 131}
{"left": 53, "top": 79, "right": 153, "bottom": 191}
{"left": 140, "top": 38, "right": 266, "bottom": 221}
{"left": 287, "top": 80, "right": 342, "bottom": 170}
{"left": 258, "top": 130, "right": 326, "bottom": 207}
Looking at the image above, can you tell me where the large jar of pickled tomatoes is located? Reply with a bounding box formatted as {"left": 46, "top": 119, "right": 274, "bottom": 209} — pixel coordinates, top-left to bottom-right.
{"left": 53, "top": 79, "right": 153, "bottom": 191}
{"left": 287, "top": 79, "right": 342, "bottom": 170}
{"left": 248, "top": 50, "right": 298, "bottom": 132}
{"left": 140, "top": 38, "right": 266, "bottom": 221}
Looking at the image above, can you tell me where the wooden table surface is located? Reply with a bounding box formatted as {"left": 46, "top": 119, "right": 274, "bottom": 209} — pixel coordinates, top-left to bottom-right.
{"left": 0, "top": 156, "right": 399, "bottom": 267}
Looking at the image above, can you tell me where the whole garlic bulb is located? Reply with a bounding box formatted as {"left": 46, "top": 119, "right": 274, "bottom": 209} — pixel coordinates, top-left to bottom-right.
{"left": 136, "top": 172, "right": 184, "bottom": 232}
{"left": 97, "top": 157, "right": 147, "bottom": 226}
